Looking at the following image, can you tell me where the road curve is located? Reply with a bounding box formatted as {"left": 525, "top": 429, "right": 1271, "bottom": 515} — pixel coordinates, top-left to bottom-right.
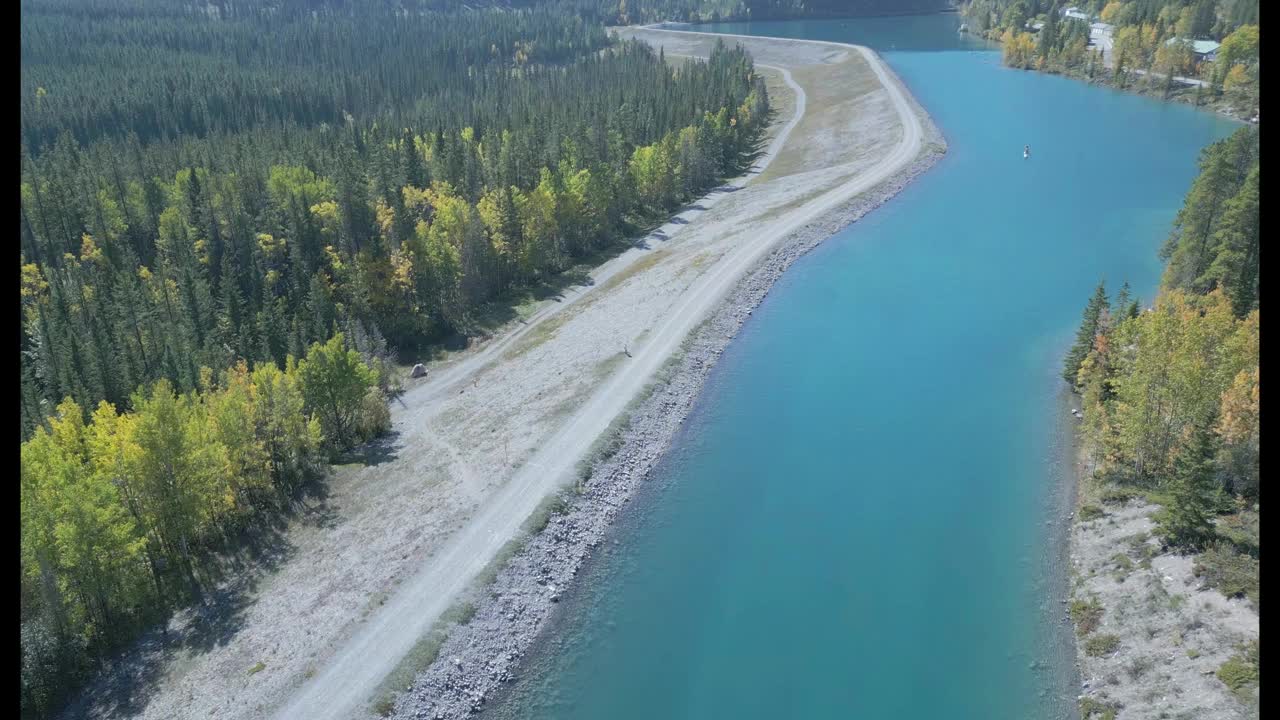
{"left": 270, "top": 31, "right": 921, "bottom": 720}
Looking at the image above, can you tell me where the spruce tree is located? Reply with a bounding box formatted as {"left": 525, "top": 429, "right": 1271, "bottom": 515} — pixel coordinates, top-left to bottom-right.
{"left": 1159, "top": 416, "right": 1221, "bottom": 550}
{"left": 1109, "top": 281, "right": 1141, "bottom": 320}
{"left": 1063, "top": 280, "right": 1108, "bottom": 386}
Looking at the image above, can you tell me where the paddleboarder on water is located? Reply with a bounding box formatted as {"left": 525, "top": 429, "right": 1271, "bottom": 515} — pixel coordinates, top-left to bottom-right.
{"left": 1024, "top": 144, "right": 1031, "bottom": 159}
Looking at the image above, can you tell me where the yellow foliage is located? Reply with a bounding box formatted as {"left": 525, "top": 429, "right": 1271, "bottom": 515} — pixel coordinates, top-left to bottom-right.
{"left": 1100, "top": 1, "right": 1125, "bottom": 24}
{"left": 310, "top": 201, "right": 342, "bottom": 244}
{"left": 375, "top": 198, "right": 396, "bottom": 240}
{"left": 256, "top": 232, "right": 285, "bottom": 259}
{"left": 21, "top": 263, "right": 48, "bottom": 299}
{"left": 1001, "top": 30, "right": 1038, "bottom": 69}
{"left": 1224, "top": 64, "right": 1251, "bottom": 91}
{"left": 1217, "top": 366, "right": 1259, "bottom": 446}
{"left": 323, "top": 245, "right": 347, "bottom": 280}
{"left": 79, "top": 234, "right": 105, "bottom": 265}
{"left": 402, "top": 184, "right": 434, "bottom": 223}
{"left": 390, "top": 249, "right": 415, "bottom": 293}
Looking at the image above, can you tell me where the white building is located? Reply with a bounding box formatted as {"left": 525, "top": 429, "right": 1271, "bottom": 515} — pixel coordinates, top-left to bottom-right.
{"left": 1062, "top": 7, "right": 1090, "bottom": 21}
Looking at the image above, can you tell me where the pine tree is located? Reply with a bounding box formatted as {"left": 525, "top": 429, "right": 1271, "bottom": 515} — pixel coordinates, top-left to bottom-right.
{"left": 1158, "top": 415, "right": 1220, "bottom": 550}
{"left": 1064, "top": 280, "right": 1109, "bottom": 386}
{"left": 1109, "top": 280, "right": 1141, "bottom": 320}
{"left": 1205, "top": 164, "right": 1259, "bottom": 317}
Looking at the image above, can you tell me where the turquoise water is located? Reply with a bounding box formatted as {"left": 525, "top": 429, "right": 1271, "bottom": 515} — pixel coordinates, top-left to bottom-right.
{"left": 493, "top": 15, "right": 1238, "bottom": 720}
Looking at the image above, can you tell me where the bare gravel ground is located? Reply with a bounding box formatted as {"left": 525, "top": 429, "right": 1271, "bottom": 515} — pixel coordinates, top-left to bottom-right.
{"left": 1069, "top": 456, "right": 1259, "bottom": 719}
{"left": 64, "top": 29, "right": 937, "bottom": 720}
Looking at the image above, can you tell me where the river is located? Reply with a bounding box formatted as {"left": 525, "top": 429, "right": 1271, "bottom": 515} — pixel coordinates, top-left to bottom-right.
{"left": 490, "top": 14, "right": 1238, "bottom": 720}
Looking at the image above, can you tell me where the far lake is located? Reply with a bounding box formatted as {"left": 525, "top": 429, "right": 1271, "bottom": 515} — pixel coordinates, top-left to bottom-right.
{"left": 492, "top": 13, "right": 1239, "bottom": 719}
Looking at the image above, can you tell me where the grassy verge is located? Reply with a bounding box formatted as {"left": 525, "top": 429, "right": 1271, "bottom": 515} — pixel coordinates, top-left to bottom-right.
{"left": 364, "top": 495, "right": 576, "bottom": 717}
{"left": 368, "top": 600, "right": 479, "bottom": 717}
{"left": 1216, "top": 639, "right": 1260, "bottom": 703}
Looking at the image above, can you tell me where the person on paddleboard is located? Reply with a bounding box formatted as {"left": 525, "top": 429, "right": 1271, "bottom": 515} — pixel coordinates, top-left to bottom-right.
{"left": 1024, "top": 144, "right": 1031, "bottom": 158}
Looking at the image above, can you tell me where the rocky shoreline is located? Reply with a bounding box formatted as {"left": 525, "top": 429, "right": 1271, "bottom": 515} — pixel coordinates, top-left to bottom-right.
{"left": 387, "top": 85, "right": 947, "bottom": 720}
{"left": 1066, "top": 438, "right": 1260, "bottom": 719}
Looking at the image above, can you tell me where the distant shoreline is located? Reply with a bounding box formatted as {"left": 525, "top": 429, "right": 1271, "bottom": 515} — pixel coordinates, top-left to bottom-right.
{"left": 656, "top": 7, "right": 960, "bottom": 27}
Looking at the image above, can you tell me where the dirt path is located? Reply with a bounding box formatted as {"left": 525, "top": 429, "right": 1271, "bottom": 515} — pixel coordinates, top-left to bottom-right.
{"left": 394, "top": 62, "right": 804, "bottom": 414}
{"left": 273, "top": 31, "right": 921, "bottom": 720}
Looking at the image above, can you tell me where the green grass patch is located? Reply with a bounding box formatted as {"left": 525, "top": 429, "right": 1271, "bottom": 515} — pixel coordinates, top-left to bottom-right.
{"left": 1216, "top": 509, "right": 1260, "bottom": 556}
{"left": 1078, "top": 504, "right": 1106, "bottom": 521}
{"left": 1099, "top": 486, "right": 1140, "bottom": 505}
{"left": 368, "top": 597, "right": 480, "bottom": 716}
{"left": 576, "top": 410, "right": 632, "bottom": 484}
{"left": 502, "top": 308, "right": 575, "bottom": 362}
{"left": 590, "top": 248, "right": 667, "bottom": 297}
{"left": 1125, "top": 532, "right": 1158, "bottom": 564}
{"left": 1216, "top": 640, "right": 1259, "bottom": 700}
{"left": 1070, "top": 597, "right": 1105, "bottom": 636}
{"left": 247, "top": 661, "right": 266, "bottom": 676}
{"left": 1194, "top": 541, "right": 1260, "bottom": 607}
{"left": 473, "top": 535, "right": 527, "bottom": 593}
{"left": 1079, "top": 697, "right": 1118, "bottom": 720}
{"left": 523, "top": 492, "right": 570, "bottom": 536}
{"left": 1085, "top": 634, "right": 1120, "bottom": 657}
{"left": 1110, "top": 552, "right": 1134, "bottom": 583}
{"left": 1186, "top": 648, "right": 1201, "bottom": 659}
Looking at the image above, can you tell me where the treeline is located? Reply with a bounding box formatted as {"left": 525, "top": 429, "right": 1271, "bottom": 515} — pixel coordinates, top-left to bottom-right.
{"left": 234, "top": 0, "right": 957, "bottom": 25}
{"left": 965, "top": 0, "right": 1259, "bottom": 110}
{"left": 607, "top": 0, "right": 955, "bottom": 24}
{"left": 966, "top": 0, "right": 1257, "bottom": 41}
{"left": 20, "top": 1, "right": 770, "bottom": 441}
{"left": 1063, "top": 126, "right": 1258, "bottom": 557}
{"left": 20, "top": 0, "right": 609, "bottom": 153}
{"left": 20, "top": 334, "right": 388, "bottom": 718}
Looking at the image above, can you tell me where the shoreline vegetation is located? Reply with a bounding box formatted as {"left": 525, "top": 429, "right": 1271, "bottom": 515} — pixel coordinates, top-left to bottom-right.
{"left": 21, "top": 2, "right": 773, "bottom": 716}
{"left": 21, "top": 5, "right": 938, "bottom": 719}
{"left": 1062, "top": 125, "right": 1258, "bottom": 718}
{"left": 50, "top": 21, "right": 936, "bottom": 719}
{"left": 957, "top": 0, "right": 1259, "bottom": 122}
